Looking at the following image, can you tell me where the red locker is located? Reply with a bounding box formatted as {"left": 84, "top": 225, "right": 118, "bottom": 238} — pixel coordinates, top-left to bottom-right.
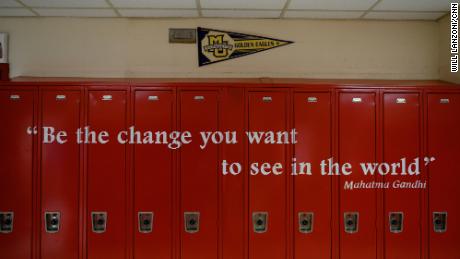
{"left": 133, "top": 90, "right": 175, "bottom": 259}
{"left": 40, "top": 90, "right": 82, "bottom": 259}
{"left": 221, "top": 87, "right": 245, "bottom": 259}
{"left": 87, "top": 90, "right": 127, "bottom": 259}
{"left": 0, "top": 90, "right": 35, "bottom": 259}
{"left": 427, "top": 93, "right": 460, "bottom": 259}
{"left": 339, "top": 92, "right": 377, "bottom": 259}
{"left": 179, "top": 90, "right": 220, "bottom": 259}
{"left": 293, "top": 92, "right": 332, "bottom": 259}
{"left": 382, "top": 93, "right": 421, "bottom": 259}
{"left": 248, "top": 91, "right": 289, "bottom": 259}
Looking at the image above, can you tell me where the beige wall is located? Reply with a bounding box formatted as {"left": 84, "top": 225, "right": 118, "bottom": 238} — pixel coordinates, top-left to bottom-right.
{"left": 439, "top": 15, "right": 460, "bottom": 83}
{"left": 0, "top": 17, "right": 441, "bottom": 79}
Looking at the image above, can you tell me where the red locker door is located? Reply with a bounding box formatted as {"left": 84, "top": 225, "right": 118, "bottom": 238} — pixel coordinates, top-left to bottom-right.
{"left": 339, "top": 92, "right": 377, "bottom": 259}
{"left": 40, "top": 90, "right": 81, "bottom": 259}
{"left": 427, "top": 93, "right": 460, "bottom": 259}
{"left": 383, "top": 93, "right": 421, "bottom": 259}
{"left": 294, "top": 92, "right": 332, "bottom": 259}
{"left": 180, "top": 91, "right": 219, "bottom": 259}
{"left": 133, "top": 90, "right": 174, "bottom": 259}
{"left": 221, "top": 88, "right": 245, "bottom": 259}
{"left": 248, "top": 91, "right": 288, "bottom": 259}
{"left": 0, "top": 90, "right": 35, "bottom": 259}
{"left": 87, "top": 91, "right": 127, "bottom": 259}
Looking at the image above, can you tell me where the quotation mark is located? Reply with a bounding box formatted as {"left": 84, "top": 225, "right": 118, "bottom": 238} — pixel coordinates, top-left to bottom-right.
{"left": 26, "top": 126, "right": 38, "bottom": 135}
{"left": 424, "top": 156, "right": 436, "bottom": 166}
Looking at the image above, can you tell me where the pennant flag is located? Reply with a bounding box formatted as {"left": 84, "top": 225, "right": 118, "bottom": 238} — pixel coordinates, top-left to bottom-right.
{"left": 197, "top": 27, "right": 293, "bottom": 66}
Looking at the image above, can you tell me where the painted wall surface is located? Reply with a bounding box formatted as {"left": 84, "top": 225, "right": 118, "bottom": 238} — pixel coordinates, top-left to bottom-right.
{"left": 439, "top": 15, "right": 460, "bottom": 83}
{"left": 0, "top": 17, "right": 440, "bottom": 79}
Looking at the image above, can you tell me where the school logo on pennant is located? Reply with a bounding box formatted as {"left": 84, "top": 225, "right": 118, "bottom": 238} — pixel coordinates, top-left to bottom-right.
{"left": 197, "top": 27, "right": 293, "bottom": 66}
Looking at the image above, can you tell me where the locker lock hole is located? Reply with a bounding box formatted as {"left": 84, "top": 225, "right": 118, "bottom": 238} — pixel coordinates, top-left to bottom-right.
{"left": 138, "top": 212, "right": 153, "bottom": 233}
{"left": 389, "top": 212, "right": 403, "bottom": 233}
{"left": 253, "top": 212, "right": 268, "bottom": 233}
{"left": 344, "top": 212, "right": 358, "bottom": 234}
{"left": 0, "top": 212, "right": 14, "bottom": 233}
{"left": 299, "top": 212, "right": 313, "bottom": 233}
{"left": 45, "top": 212, "right": 60, "bottom": 233}
{"left": 91, "top": 212, "right": 107, "bottom": 233}
{"left": 433, "top": 212, "right": 447, "bottom": 233}
{"left": 184, "top": 212, "right": 200, "bottom": 233}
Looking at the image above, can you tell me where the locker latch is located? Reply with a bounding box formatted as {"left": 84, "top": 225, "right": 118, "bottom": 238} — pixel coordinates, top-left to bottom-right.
{"left": 389, "top": 212, "right": 403, "bottom": 233}
{"left": 184, "top": 212, "right": 200, "bottom": 233}
{"left": 138, "top": 212, "right": 153, "bottom": 233}
{"left": 9, "top": 94, "right": 20, "bottom": 100}
{"left": 252, "top": 212, "right": 268, "bottom": 233}
{"left": 45, "top": 212, "right": 61, "bottom": 233}
{"left": 0, "top": 212, "right": 14, "bottom": 233}
{"left": 352, "top": 97, "right": 362, "bottom": 103}
{"left": 148, "top": 96, "right": 159, "bottom": 101}
{"left": 433, "top": 212, "right": 447, "bottom": 233}
{"left": 344, "top": 212, "right": 359, "bottom": 234}
{"left": 262, "top": 96, "right": 272, "bottom": 102}
{"left": 91, "top": 212, "right": 107, "bottom": 233}
{"left": 440, "top": 98, "right": 450, "bottom": 104}
{"left": 298, "top": 212, "right": 313, "bottom": 233}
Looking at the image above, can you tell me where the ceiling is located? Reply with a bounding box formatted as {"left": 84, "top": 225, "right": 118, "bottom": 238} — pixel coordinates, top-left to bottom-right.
{"left": 0, "top": 0, "right": 454, "bottom": 20}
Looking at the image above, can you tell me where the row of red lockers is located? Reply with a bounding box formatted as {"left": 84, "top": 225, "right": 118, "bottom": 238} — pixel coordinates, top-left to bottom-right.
{"left": 0, "top": 82, "right": 459, "bottom": 259}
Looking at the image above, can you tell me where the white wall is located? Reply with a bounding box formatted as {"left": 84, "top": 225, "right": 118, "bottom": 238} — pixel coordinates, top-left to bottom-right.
{"left": 0, "top": 17, "right": 440, "bottom": 79}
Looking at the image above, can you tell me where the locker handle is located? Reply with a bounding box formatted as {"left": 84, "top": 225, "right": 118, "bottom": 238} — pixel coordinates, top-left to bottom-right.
{"left": 389, "top": 212, "right": 403, "bottom": 233}
{"left": 45, "top": 212, "right": 61, "bottom": 233}
{"left": 440, "top": 98, "right": 450, "bottom": 104}
{"left": 56, "top": 95, "right": 66, "bottom": 100}
{"left": 138, "top": 212, "right": 154, "bottom": 233}
{"left": 252, "top": 212, "right": 268, "bottom": 233}
{"left": 344, "top": 212, "right": 359, "bottom": 234}
{"left": 433, "top": 212, "right": 447, "bottom": 233}
{"left": 91, "top": 212, "right": 107, "bottom": 233}
{"left": 184, "top": 212, "right": 200, "bottom": 233}
{"left": 307, "top": 97, "right": 318, "bottom": 103}
{"left": 148, "top": 95, "right": 159, "bottom": 101}
{"left": 9, "top": 94, "right": 20, "bottom": 100}
{"left": 194, "top": 96, "right": 205, "bottom": 101}
{"left": 102, "top": 95, "right": 112, "bottom": 101}
{"left": 396, "top": 98, "right": 406, "bottom": 104}
{"left": 0, "top": 212, "right": 14, "bottom": 233}
{"left": 352, "top": 97, "right": 362, "bottom": 103}
{"left": 262, "top": 96, "right": 272, "bottom": 102}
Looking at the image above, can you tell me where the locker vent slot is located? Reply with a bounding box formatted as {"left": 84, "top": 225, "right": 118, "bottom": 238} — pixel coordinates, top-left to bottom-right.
{"left": 440, "top": 98, "right": 450, "bottom": 104}
{"left": 138, "top": 212, "right": 154, "bottom": 233}
{"left": 91, "top": 212, "right": 107, "bottom": 233}
{"left": 0, "top": 212, "right": 14, "bottom": 233}
{"left": 9, "top": 94, "right": 20, "bottom": 100}
{"left": 252, "top": 212, "right": 268, "bottom": 233}
{"left": 307, "top": 97, "right": 318, "bottom": 103}
{"left": 433, "top": 212, "right": 447, "bottom": 233}
{"left": 184, "top": 212, "right": 200, "bottom": 233}
{"left": 396, "top": 98, "right": 406, "bottom": 104}
{"left": 352, "top": 97, "right": 362, "bottom": 103}
{"left": 389, "top": 212, "right": 403, "bottom": 233}
{"left": 148, "top": 96, "right": 159, "bottom": 101}
{"left": 102, "top": 95, "right": 112, "bottom": 101}
{"left": 56, "top": 95, "right": 66, "bottom": 101}
{"left": 262, "top": 96, "right": 272, "bottom": 102}
{"left": 45, "top": 212, "right": 61, "bottom": 233}
{"left": 194, "top": 96, "right": 205, "bottom": 101}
